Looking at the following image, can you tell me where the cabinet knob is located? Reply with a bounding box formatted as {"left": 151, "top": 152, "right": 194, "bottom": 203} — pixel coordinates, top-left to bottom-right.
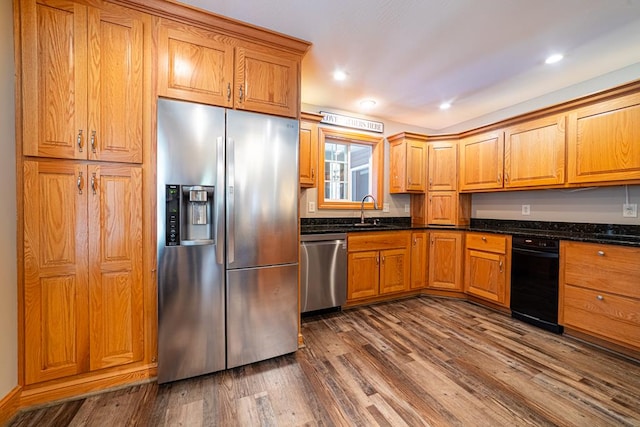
{"left": 239, "top": 84, "right": 244, "bottom": 102}
{"left": 481, "top": 236, "right": 487, "bottom": 241}
{"left": 91, "top": 173, "right": 97, "bottom": 195}
{"left": 90, "top": 130, "right": 97, "bottom": 153}
{"left": 311, "top": 168, "right": 315, "bottom": 179}
{"left": 227, "top": 82, "right": 231, "bottom": 102}
{"left": 77, "top": 172, "right": 83, "bottom": 195}
{"left": 597, "top": 250, "right": 605, "bottom": 256}
{"left": 596, "top": 295, "right": 604, "bottom": 301}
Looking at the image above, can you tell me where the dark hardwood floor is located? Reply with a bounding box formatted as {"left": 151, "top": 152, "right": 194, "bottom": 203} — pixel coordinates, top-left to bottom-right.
{"left": 8, "top": 297, "right": 640, "bottom": 426}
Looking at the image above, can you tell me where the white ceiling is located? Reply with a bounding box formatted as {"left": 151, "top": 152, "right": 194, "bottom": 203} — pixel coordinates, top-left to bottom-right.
{"left": 178, "top": 0, "right": 640, "bottom": 132}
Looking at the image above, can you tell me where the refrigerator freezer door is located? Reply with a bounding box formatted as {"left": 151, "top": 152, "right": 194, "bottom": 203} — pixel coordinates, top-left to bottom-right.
{"left": 226, "top": 264, "right": 299, "bottom": 368}
{"left": 157, "top": 246, "right": 225, "bottom": 383}
{"left": 226, "top": 110, "right": 299, "bottom": 269}
{"left": 157, "top": 98, "right": 226, "bottom": 383}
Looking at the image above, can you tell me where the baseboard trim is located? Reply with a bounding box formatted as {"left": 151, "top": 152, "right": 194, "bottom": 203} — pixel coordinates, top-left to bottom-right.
{"left": 0, "top": 385, "right": 22, "bottom": 426}
{"left": 19, "top": 364, "right": 157, "bottom": 410}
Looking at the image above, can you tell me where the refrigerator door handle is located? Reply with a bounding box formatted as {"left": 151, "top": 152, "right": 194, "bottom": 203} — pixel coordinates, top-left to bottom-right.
{"left": 227, "top": 136, "right": 235, "bottom": 264}
{"left": 215, "top": 136, "right": 225, "bottom": 265}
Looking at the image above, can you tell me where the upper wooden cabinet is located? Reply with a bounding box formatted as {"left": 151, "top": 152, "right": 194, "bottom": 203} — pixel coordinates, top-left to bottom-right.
{"left": 567, "top": 92, "right": 640, "bottom": 184}
{"left": 388, "top": 132, "right": 428, "bottom": 193}
{"left": 21, "top": 0, "right": 145, "bottom": 163}
{"left": 299, "top": 112, "right": 322, "bottom": 187}
{"left": 158, "top": 23, "right": 234, "bottom": 107}
{"left": 234, "top": 47, "right": 299, "bottom": 117}
{"left": 428, "top": 141, "right": 457, "bottom": 191}
{"left": 504, "top": 114, "right": 566, "bottom": 188}
{"left": 459, "top": 131, "right": 504, "bottom": 191}
{"left": 159, "top": 20, "right": 301, "bottom": 118}
{"left": 23, "top": 160, "right": 144, "bottom": 384}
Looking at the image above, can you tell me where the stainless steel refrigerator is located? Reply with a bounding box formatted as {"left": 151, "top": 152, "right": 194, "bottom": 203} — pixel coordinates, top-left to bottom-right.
{"left": 156, "top": 98, "right": 299, "bottom": 384}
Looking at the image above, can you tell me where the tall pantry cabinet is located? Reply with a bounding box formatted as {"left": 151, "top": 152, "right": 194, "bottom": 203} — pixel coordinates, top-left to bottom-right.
{"left": 18, "top": 0, "right": 149, "bottom": 391}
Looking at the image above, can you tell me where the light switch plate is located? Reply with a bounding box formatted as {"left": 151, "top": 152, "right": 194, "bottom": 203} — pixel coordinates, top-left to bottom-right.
{"left": 383, "top": 203, "right": 390, "bottom": 213}
{"left": 521, "top": 204, "right": 531, "bottom": 216}
{"left": 404, "top": 204, "right": 410, "bottom": 213}
{"left": 623, "top": 203, "right": 637, "bottom": 218}
{"left": 308, "top": 201, "right": 316, "bottom": 213}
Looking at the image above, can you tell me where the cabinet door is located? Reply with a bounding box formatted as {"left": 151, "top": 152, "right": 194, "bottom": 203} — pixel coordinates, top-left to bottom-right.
{"left": 410, "top": 232, "right": 428, "bottom": 290}
{"left": 428, "top": 142, "right": 457, "bottom": 191}
{"left": 406, "top": 141, "right": 427, "bottom": 191}
{"left": 22, "top": 0, "right": 88, "bottom": 159}
{"left": 235, "top": 47, "right": 298, "bottom": 117}
{"left": 567, "top": 92, "right": 640, "bottom": 184}
{"left": 23, "top": 161, "right": 89, "bottom": 384}
{"left": 428, "top": 232, "right": 463, "bottom": 291}
{"left": 299, "top": 119, "right": 318, "bottom": 187}
{"left": 389, "top": 141, "right": 406, "bottom": 193}
{"left": 347, "top": 251, "right": 379, "bottom": 301}
{"left": 87, "top": 7, "right": 144, "bottom": 163}
{"left": 504, "top": 115, "right": 566, "bottom": 188}
{"left": 88, "top": 165, "right": 144, "bottom": 370}
{"left": 459, "top": 131, "right": 504, "bottom": 191}
{"left": 464, "top": 250, "right": 506, "bottom": 305}
{"left": 158, "top": 22, "right": 234, "bottom": 107}
{"left": 379, "top": 248, "right": 410, "bottom": 294}
{"left": 428, "top": 191, "right": 458, "bottom": 225}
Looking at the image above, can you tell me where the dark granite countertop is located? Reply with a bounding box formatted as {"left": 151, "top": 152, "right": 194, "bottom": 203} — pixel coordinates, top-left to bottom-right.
{"left": 300, "top": 217, "right": 640, "bottom": 247}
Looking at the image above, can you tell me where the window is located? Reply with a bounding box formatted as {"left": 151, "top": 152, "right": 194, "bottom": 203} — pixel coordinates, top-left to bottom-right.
{"left": 318, "top": 128, "right": 384, "bottom": 209}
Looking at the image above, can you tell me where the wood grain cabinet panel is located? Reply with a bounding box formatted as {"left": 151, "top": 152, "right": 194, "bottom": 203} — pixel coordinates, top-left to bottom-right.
{"left": 388, "top": 133, "right": 428, "bottom": 193}
{"left": 235, "top": 47, "right": 298, "bottom": 118}
{"left": 23, "top": 161, "right": 144, "bottom": 384}
{"left": 464, "top": 233, "right": 510, "bottom": 307}
{"left": 88, "top": 165, "right": 143, "bottom": 370}
{"left": 22, "top": 0, "right": 144, "bottom": 163}
{"left": 158, "top": 22, "right": 234, "bottom": 107}
{"left": 410, "top": 232, "right": 428, "bottom": 290}
{"left": 560, "top": 241, "right": 640, "bottom": 352}
{"left": 23, "top": 161, "right": 89, "bottom": 384}
{"left": 428, "top": 231, "right": 463, "bottom": 291}
{"left": 428, "top": 142, "right": 457, "bottom": 191}
{"left": 567, "top": 92, "right": 640, "bottom": 184}
{"left": 299, "top": 112, "right": 322, "bottom": 187}
{"left": 347, "top": 232, "right": 411, "bottom": 302}
{"left": 459, "top": 131, "right": 504, "bottom": 191}
{"left": 504, "top": 114, "right": 566, "bottom": 188}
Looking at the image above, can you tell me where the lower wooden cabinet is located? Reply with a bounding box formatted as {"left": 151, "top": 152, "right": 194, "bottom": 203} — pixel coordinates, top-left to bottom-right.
{"left": 427, "top": 231, "right": 463, "bottom": 291}
{"left": 23, "top": 160, "right": 144, "bottom": 384}
{"left": 347, "top": 231, "right": 411, "bottom": 302}
{"left": 464, "top": 233, "right": 511, "bottom": 307}
{"left": 410, "top": 231, "right": 428, "bottom": 290}
{"left": 560, "top": 241, "right": 640, "bottom": 352}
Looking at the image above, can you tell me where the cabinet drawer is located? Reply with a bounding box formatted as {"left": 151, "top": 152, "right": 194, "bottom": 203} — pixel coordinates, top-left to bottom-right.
{"left": 563, "top": 285, "right": 640, "bottom": 350}
{"left": 562, "top": 241, "right": 640, "bottom": 299}
{"left": 465, "top": 233, "right": 507, "bottom": 254}
{"left": 348, "top": 231, "right": 411, "bottom": 252}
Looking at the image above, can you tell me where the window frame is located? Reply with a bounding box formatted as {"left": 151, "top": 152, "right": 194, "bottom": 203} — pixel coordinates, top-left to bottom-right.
{"left": 317, "top": 127, "right": 384, "bottom": 210}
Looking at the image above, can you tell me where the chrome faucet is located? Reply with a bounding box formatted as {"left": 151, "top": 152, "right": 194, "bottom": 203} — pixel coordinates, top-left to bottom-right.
{"left": 360, "top": 194, "right": 378, "bottom": 224}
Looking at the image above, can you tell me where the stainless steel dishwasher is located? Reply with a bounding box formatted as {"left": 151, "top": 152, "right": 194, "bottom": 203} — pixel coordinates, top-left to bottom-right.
{"left": 300, "top": 233, "right": 347, "bottom": 313}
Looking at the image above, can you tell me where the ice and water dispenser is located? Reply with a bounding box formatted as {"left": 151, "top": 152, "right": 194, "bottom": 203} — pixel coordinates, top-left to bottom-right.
{"left": 165, "top": 185, "right": 215, "bottom": 246}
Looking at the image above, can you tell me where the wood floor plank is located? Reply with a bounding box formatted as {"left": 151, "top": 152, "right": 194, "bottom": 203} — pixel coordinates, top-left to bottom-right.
{"left": 8, "top": 296, "right": 640, "bottom": 426}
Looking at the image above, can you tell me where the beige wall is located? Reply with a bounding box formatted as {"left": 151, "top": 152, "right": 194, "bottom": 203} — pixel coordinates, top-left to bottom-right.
{"left": 473, "top": 185, "right": 640, "bottom": 225}
{"left": 0, "top": 0, "right": 18, "bottom": 399}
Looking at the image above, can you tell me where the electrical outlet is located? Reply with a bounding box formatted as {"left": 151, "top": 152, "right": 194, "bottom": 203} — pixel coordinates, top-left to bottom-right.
{"left": 383, "top": 203, "right": 390, "bottom": 213}
{"left": 623, "top": 203, "right": 637, "bottom": 218}
{"left": 308, "top": 201, "right": 315, "bottom": 213}
{"left": 404, "top": 204, "right": 410, "bottom": 213}
{"left": 521, "top": 204, "right": 531, "bottom": 216}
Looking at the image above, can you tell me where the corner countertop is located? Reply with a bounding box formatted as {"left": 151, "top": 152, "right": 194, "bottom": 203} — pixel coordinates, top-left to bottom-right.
{"left": 300, "top": 217, "right": 640, "bottom": 247}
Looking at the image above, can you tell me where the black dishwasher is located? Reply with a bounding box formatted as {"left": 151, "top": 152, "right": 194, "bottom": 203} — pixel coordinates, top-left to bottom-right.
{"left": 510, "top": 236, "right": 563, "bottom": 334}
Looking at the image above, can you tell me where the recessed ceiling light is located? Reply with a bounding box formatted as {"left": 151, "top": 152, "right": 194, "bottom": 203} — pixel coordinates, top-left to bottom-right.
{"left": 359, "top": 99, "right": 376, "bottom": 109}
{"left": 439, "top": 102, "right": 451, "bottom": 110}
{"left": 545, "top": 54, "right": 564, "bottom": 64}
{"left": 333, "top": 70, "right": 347, "bottom": 81}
